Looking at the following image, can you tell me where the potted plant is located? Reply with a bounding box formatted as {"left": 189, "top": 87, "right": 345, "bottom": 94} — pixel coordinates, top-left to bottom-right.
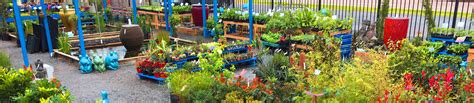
{"left": 206, "top": 18, "right": 215, "bottom": 36}
{"left": 447, "top": 44, "right": 469, "bottom": 55}
{"left": 0, "top": 0, "right": 9, "bottom": 40}
{"left": 455, "top": 30, "right": 471, "bottom": 40}
{"left": 423, "top": 41, "right": 445, "bottom": 52}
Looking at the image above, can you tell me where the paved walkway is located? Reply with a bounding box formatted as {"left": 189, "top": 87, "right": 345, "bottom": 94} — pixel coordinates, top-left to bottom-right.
{"left": 0, "top": 40, "right": 169, "bottom": 103}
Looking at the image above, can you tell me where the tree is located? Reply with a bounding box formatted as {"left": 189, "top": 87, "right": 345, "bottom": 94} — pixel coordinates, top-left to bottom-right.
{"left": 423, "top": 0, "right": 435, "bottom": 35}
{"left": 375, "top": 0, "right": 390, "bottom": 40}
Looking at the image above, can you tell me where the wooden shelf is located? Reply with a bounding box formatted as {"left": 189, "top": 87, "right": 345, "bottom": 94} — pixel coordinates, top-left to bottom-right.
{"left": 224, "top": 34, "right": 250, "bottom": 41}
{"left": 69, "top": 31, "right": 120, "bottom": 40}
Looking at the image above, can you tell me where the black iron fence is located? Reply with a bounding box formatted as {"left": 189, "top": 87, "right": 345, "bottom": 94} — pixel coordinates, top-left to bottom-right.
{"left": 233, "top": 0, "right": 474, "bottom": 40}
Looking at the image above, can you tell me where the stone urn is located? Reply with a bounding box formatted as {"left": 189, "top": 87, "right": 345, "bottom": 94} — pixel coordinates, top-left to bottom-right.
{"left": 120, "top": 24, "right": 144, "bottom": 58}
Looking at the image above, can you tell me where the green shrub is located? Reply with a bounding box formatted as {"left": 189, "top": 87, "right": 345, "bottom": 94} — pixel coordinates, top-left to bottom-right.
{"left": 0, "top": 51, "right": 11, "bottom": 68}
{"left": 0, "top": 68, "right": 33, "bottom": 101}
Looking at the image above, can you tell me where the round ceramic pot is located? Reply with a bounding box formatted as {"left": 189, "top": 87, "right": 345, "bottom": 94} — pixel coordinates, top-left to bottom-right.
{"left": 120, "top": 24, "right": 144, "bottom": 58}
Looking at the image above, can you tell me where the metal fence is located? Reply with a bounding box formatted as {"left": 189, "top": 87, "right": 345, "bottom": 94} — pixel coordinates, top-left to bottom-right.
{"left": 233, "top": 0, "right": 474, "bottom": 40}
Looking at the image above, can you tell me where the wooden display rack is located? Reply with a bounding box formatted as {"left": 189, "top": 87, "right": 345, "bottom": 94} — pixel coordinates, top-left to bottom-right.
{"left": 137, "top": 10, "right": 192, "bottom": 29}
{"left": 222, "top": 21, "right": 266, "bottom": 41}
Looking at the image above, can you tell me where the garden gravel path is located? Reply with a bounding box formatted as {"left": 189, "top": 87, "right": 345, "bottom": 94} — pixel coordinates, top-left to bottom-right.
{"left": 0, "top": 40, "right": 170, "bottom": 103}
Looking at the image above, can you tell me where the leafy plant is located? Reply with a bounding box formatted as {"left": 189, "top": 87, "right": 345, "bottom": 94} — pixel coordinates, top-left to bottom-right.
{"left": 57, "top": 32, "right": 71, "bottom": 54}
{"left": 376, "top": 0, "right": 390, "bottom": 39}
{"left": 438, "top": 55, "right": 462, "bottom": 66}
{"left": 293, "top": 8, "right": 315, "bottom": 29}
{"left": 206, "top": 18, "right": 215, "bottom": 30}
{"left": 388, "top": 40, "right": 441, "bottom": 82}
{"left": 261, "top": 32, "right": 281, "bottom": 43}
{"left": 290, "top": 34, "right": 315, "bottom": 42}
{"left": 0, "top": 51, "right": 11, "bottom": 68}
{"left": 23, "top": 20, "right": 34, "bottom": 35}
{"left": 172, "top": 6, "right": 192, "bottom": 14}
{"left": 95, "top": 14, "right": 106, "bottom": 33}
{"left": 447, "top": 44, "right": 469, "bottom": 55}
{"left": 0, "top": 68, "right": 33, "bottom": 101}
{"left": 422, "top": 41, "right": 444, "bottom": 52}
{"left": 423, "top": 0, "right": 436, "bottom": 35}
{"left": 170, "top": 13, "right": 181, "bottom": 36}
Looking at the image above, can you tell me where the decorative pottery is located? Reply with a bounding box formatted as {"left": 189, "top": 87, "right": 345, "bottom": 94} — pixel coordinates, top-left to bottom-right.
{"left": 191, "top": 4, "right": 209, "bottom": 27}
{"left": 34, "top": 59, "right": 46, "bottom": 79}
{"left": 79, "top": 55, "right": 93, "bottom": 73}
{"left": 120, "top": 24, "right": 144, "bottom": 57}
{"left": 105, "top": 51, "right": 120, "bottom": 70}
{"left": 93, "top": 55, "right": 106, "bottom": 73}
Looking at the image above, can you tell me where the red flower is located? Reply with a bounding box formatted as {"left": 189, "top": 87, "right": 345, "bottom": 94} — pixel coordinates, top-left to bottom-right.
{"left": 421, "top": 70, "right": 426, "bottom": 78}
{"left": 241, "top": 85, "right": 248, "bottom": 90}
{"left": 404, "top": 73, "right": 414, "bottom": 90}
{"left": 264, "top": 89, "right": 273, "bottom": 95}
{"left": 384, "top": 90, "right": 389, "bottom": 101}
{"left": 395, "top": 93, "right": 400, "bottom": 102}
{"left": 236, "top": 81, "right": 241, "bottom": 87}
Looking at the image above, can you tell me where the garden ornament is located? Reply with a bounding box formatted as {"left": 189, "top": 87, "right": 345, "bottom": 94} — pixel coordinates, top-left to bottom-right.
{"left": 93, "top": 55, "right": 106, "bottom": 73}
{"left": 79, "top": 55, "right": 93, "bottom": 73}
{"left": 105, "top": 51, "right": 119, "bottom": 70}
{"left": 320, "top": 8, "right": 330, "bottom": 16}
{"left": 101, "top": 91, "right": 109, "bottom": 103}
{"left": 34, "top": 59, "right": 47, "bottom": 79}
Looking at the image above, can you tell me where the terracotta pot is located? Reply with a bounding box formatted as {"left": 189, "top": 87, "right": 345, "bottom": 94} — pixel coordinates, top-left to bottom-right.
{"left": 120, "top": 24, "right": 144, "bottom": 58}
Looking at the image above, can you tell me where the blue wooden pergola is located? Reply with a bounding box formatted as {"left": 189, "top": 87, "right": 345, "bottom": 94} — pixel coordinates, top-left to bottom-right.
{"left": 13, "top": 0, "right": 254, "bottom": 66}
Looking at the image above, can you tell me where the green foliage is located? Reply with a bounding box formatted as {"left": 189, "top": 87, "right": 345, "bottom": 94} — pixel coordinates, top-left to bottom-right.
{"left": 447, "top": 44, "right": 469, "bottom": 54}
{"left": 95, "top": 14, "right": 106, "bottom": 33}
{"left": 0, "top": 0, "right": 8, "bottom": 34}
{"left": 173, "top": 6, "right": 192, "bottom": 14}
{"left": 57, "top": 32, "right": 71, "bottom": 54}
{"left": 138, "top": 15, "right": 152, "bottom": 35}
{"left": 170, "top": 13, "right": 182, "bottom": 36}
{"left": 206, "top": 18, "right": 215, "bottom": 30}
{"left": 0, "top": 68, "right": 33, "bottom": 101}
{"left": 422, "top": 41, "right": 444, "bottom": 52}
{"left": 255, "top": 52, "right": 293, "bottom": 83}
{"left": 198, "top": 45, "right": 225, "bottom": 74}
{"left": 23, "top": 20, "right": 34, "bottom": 35}
{"left": 261, "top": 32, "right": 281, "bottom": 43}
{"left": 290, "top": 34, "right": 315, "bottom": 42}
{"left": 68, "top": 15, "right": 78, "bottom": 33}
{"left": 388, "top": 40, "right": 443, "bottom": 82}
{"left": 376, "top": 0, "right": 390, "bottom": 39}
{"left": 155, "top": 30, "right": 170, "bottom": 44}
{"left": 13, "top": 78, "right": 73, "bottom": 103}
{"left": 438, "top": 55, "right": 462, "bottom": 66}
{"left": 294, "top": 8, "right": 315, "bottom": 29}
{"left": 423, "top": 0, "right": 436, "bottom": 34}
{"left": 253, "top": 14, "right": 269, "bottom": 24}
{"left": 0, "top": 51, "right": 11, "bottom": 68}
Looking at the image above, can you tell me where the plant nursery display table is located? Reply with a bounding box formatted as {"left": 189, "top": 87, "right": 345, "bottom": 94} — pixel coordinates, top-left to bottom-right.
{"left": 137, "top": 10, "right": 192, "bottom": 29}
{"left": 222, "top": 21, "right": 266, "bottom": 41}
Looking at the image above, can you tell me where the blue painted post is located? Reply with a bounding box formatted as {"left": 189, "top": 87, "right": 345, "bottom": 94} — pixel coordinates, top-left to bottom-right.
{"left": 40, "top": 0, "right": 54, "bottom": 56}
{"left": 73, "top": 0, "right": 87, "bottom": 57}
{"left": 248, "top": 0, "right": 254, "bottom": 43}
{"left": 202, "top": 0, "right": 207, "bottom": 37}
{"left": 102, "top": 0, "right": 108, "bottom": 22}
{"left": 12, "top": 0, "right": 29, "bottom": 66}
{"left": 168, "top": 0, "right": 173, "bottom": 36}
{"left": 164, "top": 0, "right": 170, "bottom": 31}
{"left": 132, "top": 0, "right": 138, "bottom": 24}
{"left": 213, "top": 0, "right": 218, "bottom": 22}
